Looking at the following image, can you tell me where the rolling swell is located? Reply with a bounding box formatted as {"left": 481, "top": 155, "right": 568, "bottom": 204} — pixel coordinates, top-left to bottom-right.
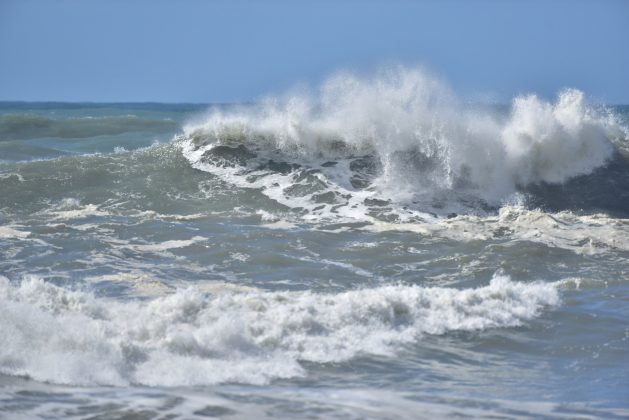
{"left": 0, "top": 143, "right": 208, "bottom": 217}
{"left": 0, "top": 113, "right": 179, "bottom": 141}
{"left": 179, "top": 67, "right": 629, "bottom": 218}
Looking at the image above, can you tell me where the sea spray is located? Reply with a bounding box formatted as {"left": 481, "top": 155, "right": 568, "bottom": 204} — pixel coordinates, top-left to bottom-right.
{"left": 181, "top": 66, "right": 623, "bottom": 212}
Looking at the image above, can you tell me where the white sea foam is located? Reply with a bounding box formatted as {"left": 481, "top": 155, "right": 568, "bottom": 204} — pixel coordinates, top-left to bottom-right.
{"left": 125, "top": 209, "right": 209, "bottom": 222}
{"left": 177, "top": 69, "right": 629, "bottom": 254}
{"left": 127, "top": 236, "right": 207, "bottom": 253}
{"left": 0, "top": 273, "right": 559, "bottom": 387}
{"left": 0, "top": 172, "right": 25, "bottom": 182}
{"left": 42, "top": 198, "right": 109, "bottom": 221}
{"left": 368, "top": 205, "right": 629, "bottom": 254}
{"left": 0, "top": 225, "right": 31, "bottom": 239}
{"left": 181, "top": 66, "right": 625, "bottom": 214}
{"left": 6, "top": 384, "right": 628, "bottom": 420}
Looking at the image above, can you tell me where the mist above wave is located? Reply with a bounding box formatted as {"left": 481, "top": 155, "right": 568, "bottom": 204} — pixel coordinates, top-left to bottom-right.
{"left": 182, "top": 67, "right": 625, "bottom": 208}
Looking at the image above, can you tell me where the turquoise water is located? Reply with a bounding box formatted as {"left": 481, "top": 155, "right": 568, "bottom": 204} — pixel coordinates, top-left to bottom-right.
{"left": 1, "top": 73, "right": 629, "bottom": 419}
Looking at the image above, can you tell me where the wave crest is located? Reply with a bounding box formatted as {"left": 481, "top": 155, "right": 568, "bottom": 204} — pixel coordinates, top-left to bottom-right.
{"left": 0, "top": 274, "right": 559, "bottom": 386}
{"left": 181, "top": 67, "right": 625, "bottom": 214}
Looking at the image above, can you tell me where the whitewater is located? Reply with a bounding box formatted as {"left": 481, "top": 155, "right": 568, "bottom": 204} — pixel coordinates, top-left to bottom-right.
{"left": 1, "top": 68, "right": 628, "bottom": 418}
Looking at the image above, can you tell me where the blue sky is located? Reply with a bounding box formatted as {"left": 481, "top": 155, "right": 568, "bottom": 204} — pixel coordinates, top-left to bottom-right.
{"left": 1, "top": 0, "right": 628, "bottom": 103}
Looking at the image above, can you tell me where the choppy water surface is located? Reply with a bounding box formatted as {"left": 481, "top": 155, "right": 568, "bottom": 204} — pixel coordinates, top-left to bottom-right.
{"left": 1, "top": 69, "right": 629, "bottom": 418}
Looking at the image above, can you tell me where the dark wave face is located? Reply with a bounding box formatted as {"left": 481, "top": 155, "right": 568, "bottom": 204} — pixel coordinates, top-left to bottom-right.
{"left": 523, "top": 153, "right": 629, "bottom": 217}
{"left": 1, "top": 71, "right": 629, "bottom": 419}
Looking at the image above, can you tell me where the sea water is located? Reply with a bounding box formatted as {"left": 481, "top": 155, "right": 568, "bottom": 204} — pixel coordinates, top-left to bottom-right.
{"left": 1, "top": 68, "right": 628, "bottom": 418}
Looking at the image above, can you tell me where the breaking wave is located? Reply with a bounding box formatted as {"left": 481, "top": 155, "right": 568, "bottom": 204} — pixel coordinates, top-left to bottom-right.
{"left": 180, "top": 66, "right": 627, "bottom": 218}
{"left": 0, "top": 274, "right": 559, "bottom": 386}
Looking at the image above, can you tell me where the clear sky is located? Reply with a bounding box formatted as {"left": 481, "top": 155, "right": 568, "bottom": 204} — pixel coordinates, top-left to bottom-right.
{"left": 1, "top": 0, "right": 628, "bottom": 103}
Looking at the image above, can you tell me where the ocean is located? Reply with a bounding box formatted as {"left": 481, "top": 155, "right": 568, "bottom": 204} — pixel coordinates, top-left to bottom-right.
{"left": 1, "top": 69, "right": 628, "bottom": 418}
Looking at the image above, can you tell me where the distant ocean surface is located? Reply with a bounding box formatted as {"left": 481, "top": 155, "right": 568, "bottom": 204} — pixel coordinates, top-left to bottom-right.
{"left": 1, "top": 69, "right": 629, "bottom": 419}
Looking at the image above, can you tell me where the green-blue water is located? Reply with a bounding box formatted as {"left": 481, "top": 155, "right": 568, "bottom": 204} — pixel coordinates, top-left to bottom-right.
{"left": 1, "top": 85, "right": 629, "bottom": 418}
